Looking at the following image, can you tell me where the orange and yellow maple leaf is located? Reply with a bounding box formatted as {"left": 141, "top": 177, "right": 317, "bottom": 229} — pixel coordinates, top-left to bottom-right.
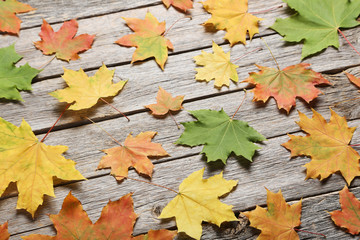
{"left": 22, "top": 192, "right": 177, "bottom": 240}
{"left": 50, "top": 64, "right": 127, "bottom": 110}
{"left": 145, "top": 87, "right": 184, "bottom": 115}
{"left": 98, "top": 131, "right": 168, "bottom": 181}
{"left": 330, "top": 186, "right": 360, "bottom": 235}
{"left": 0, "top": 118, "right": 85, "bottom": 217}
{"left": 159, "top": 168, "right": 238, "bottom": 240}
{"left": 282, "top": 109, "right": 360, "bottom": 185}
{"left": 202, "top": 0, "right": 263, "bottom": 46}
{"left": 162, "top": 0, "right": 193, "bottom": 12}
{"left": 0, "top": 0, "right": 35, "bottom": 34}
{"left": 116, "top": 12, "right": 173, "bottom": 70}
{"left": 34, "top": 19, "right": 95, "bottom": 61}
{"left": 243, "top": 63, "right": 330, "bottom": 113}
{"left": 243, "top": 188, "right": 302, "bottom": 240}
{"left": 0, "top": 222, "right": 9, "bottom": 240}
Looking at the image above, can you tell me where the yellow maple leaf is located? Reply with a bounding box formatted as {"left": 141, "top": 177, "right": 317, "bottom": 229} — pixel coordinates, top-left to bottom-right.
{"left": 282, "top": 109, "right": 360, "bottom": 185}
{"left": 50, "top": 64, "right": 127, "bottom": 110}
{"left": 159, "top": 168, "right": 238, "bottom": 240}
{"left": 194, "top": 42, "right": 239, "bottom": 88}
{"left": 243, "top": 188, "right": 302, "bottom": 240}
{"left": 0, "top": 118, "right": 85, "bottom": 217}
{"left": 202, "top": 0, "right": 263, "bottom": 46}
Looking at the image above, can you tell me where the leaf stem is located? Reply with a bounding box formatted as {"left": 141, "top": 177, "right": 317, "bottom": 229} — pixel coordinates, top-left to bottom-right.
{"left": 294, "top": 228, "right": 326, "bottom": 238}
{"left": 261, "top": 37, "right": 280, "bottom": 70}
{"left": 121, "top": 176, "right": 179, "bottom": 194}
{"left": 163, "top": 16, "right": 191, "bottom": 37}
{"left": 231, "top": 90, "right": 247, "bottom": 120}
{"left": 38, "top": 56, "right": 56, "bottom": 70}
{"left": 338, "top": 29, "right": 360, "bottom": 57}
{"left": 249, "top": 5, "right": 283, "bottom": 15}
{"left": 100, "top": 97, "right": 130, "bottom": 121}
{"left": 40, "top": 103, "right": 71, "bottom": 142}
{"left": 350, "top": 144, "right": 360, "bottom": 147}
{"left": 84, "top": 116, "right": 122, "bottom": 146}
{"left": 233, "top": 47, "right": 262, "bottom": 63}
{"left": 169, "top": 112, "right": 181, "bottom": 130}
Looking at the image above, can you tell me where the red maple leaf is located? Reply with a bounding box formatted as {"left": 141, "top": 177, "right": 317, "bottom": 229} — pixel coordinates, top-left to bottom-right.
{"left": 34, "top": 19, "right": 95, "bottom": 61}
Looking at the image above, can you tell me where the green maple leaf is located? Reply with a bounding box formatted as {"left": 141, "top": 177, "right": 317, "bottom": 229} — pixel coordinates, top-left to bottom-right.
{"left": 271, "top": 0, "right": 360, "bottom": 59}
{"left": 0, "top": 45, "right": 41, "bottom": 101}
{"left": 176, "top": 109, "right": 266, "bottom": 163}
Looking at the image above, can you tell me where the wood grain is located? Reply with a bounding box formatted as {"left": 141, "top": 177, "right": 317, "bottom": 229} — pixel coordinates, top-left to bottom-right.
{"left": 19, "top": 0, "right": 163, "bottom": 29}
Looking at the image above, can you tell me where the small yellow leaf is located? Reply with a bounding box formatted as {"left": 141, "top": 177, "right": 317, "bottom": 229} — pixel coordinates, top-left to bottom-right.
{"left": 194, "top": 42, "right": 238, "bottom": 88}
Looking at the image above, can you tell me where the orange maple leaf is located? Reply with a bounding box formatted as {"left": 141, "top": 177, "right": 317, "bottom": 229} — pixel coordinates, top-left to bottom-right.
{"left": 243, "top": 63, "right": 330, "bottom": 113}
{"left": 345, "top": 72, "right": 360, "bottom": 88}
{"left": 145, "top": 87, "right": 184, "bottom": 115}
{"left": 115, "top": 12, "right": 173, "bottom": 70}
{"left": 202, "top": 0, "right": 263, "bottom": 46}
{"left": 98, "top": 131, "right": 169, "bottom": 180}
{"left": 330, "top": 186, "right": 360, "bottom": 235}
{"left": 282, "top": 109, "right": 360, "bottom": 185}
{"left": 22, "top": 192, "right": 177, "bottom": 240}
{"left": 162, "top": 0, "right": 193, "bottom": 12}
{"left": 34, "top": 19, "right": 95, "bottom": 61}
{"left": 243, "top": 188, "right": 302, "bottom": 240}
{"left": 0, "top": 222, "right": 9, "bottom": 240}
{"left": 0, "top": 0, "right": 35, "bottom": 34}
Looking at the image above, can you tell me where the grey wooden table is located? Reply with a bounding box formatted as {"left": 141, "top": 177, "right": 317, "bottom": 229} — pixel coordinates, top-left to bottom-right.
{"left": 1, "top": 0, "right": 360, "bottom": 239}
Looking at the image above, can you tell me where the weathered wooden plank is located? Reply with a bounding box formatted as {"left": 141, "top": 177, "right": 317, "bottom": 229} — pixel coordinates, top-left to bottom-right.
{"left": 19, "top": 0, "right": 163, "bottom": 29}
{"left": 1, "top": 39, "right": 359, "bottom": 133}
{"left": 2, "top": 0, "right": 358, "bottom": 80}
{"left": 3, "top": 124, "right": 360, "bottom": 239}
{"left": 1, "top": 1, "right": 360, "bottom": 239}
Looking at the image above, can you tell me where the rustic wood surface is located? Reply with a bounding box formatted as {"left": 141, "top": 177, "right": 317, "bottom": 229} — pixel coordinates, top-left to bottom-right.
{"left": 1, "top": 0, "right": 360, "bottom": 239}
